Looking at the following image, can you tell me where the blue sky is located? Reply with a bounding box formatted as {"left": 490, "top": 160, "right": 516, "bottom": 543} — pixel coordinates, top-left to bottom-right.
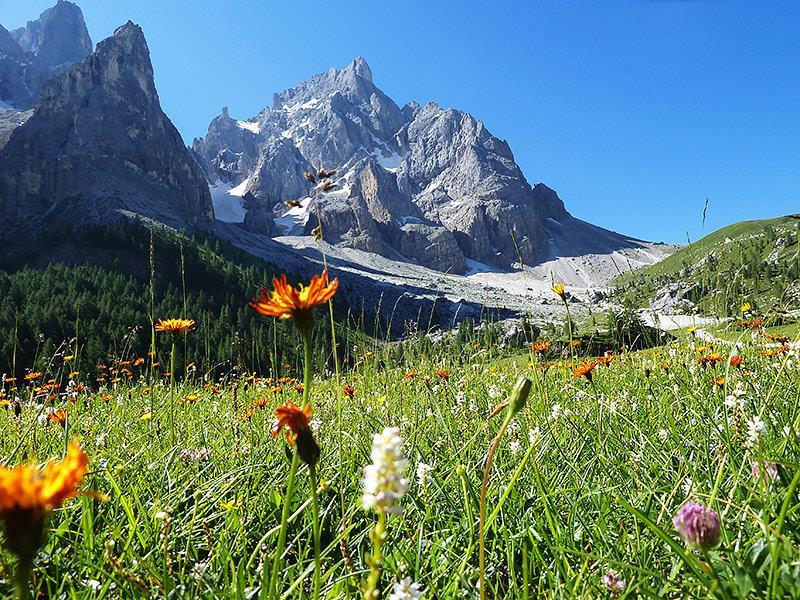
{"left": 2, "top": 1, "right": 798, "bottom": 244}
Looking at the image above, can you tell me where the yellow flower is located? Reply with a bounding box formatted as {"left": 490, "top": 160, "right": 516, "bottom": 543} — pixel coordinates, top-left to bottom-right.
{"left": 740, "top": 302, "right": 751, "bottom": 313}
{"left": 155, "top": 318, "right": 195, "bottom": 335}
{"left": 552, "top": 282, "right": 566, "bottom": 299}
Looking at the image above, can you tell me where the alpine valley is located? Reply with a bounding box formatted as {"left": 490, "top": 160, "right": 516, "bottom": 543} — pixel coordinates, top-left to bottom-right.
{"left": 0, "top": 1, "right": 677, "bottom": 354}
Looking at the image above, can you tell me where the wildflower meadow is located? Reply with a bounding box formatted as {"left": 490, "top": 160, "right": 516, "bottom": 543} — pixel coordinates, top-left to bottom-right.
{"left": 0, "top": 272, "right": 799, "bottom": 599}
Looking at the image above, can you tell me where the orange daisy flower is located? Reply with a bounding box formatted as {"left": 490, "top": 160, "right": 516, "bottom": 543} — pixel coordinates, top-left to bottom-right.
{"left": 532, "top": 340, "right": 552, "bottom": 353}
{"left": 249, "top": 271, "right": 338, "bottom": 328}
{"left": 0, "top": 443, "right": 88, "bottom": 560}
{"left": 698, "top": 353, "right": 723, "bottom": 367}
{"left": 155, "top": 318, "right": 195, "bottom": 335}
{"left": 435, "top": 369, "right": 450, "bottom": 380}
{"left": 273, "top": 402, "right": 313, "bottom": 444}
{"left": 729, "top": 355, "right": 743, "bottom": 368}
{"left": 572, "top": 360, "right": 597, "bottom": 381}
{"left": 48, "top": 410, "right": 67, "bottom": 426}
{"left": 342, "top": 385, "right": 355, "bottom": 398}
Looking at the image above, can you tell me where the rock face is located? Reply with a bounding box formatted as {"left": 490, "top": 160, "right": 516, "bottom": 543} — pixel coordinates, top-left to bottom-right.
{"left": 0, "top": 1, "right": 92, "bottom": 109}
{"left": 0, "top": 22, "right": 214, "bottom": 231}
{"left": 195, "top": 58, "right": 644, "bottom": 274}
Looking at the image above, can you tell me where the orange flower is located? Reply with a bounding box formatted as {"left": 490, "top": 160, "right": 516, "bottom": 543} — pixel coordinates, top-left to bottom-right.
{"left": 0, "top": 443, "right": 88, "bottom": 560}
{"left": 532, "top": 340, "right": 552, "bottom": 353}
{"left": 713, "top": 376, "right": 726, "bottom": 387}
{"left": 24, "top": 372, "right": 43, "bottom": 381}
{"left": 698, "top": 353, "right": 723, "bottom": 367}
{"left": 729, "top": 355, "right": 743, "bottom": 368}
{"left": 435, "top": 369, "right": 450, "bottom": 380}
{"left": 572, "top": 360, "right": 597, "bottom": 381}
{"left": 48, "top": 410, "right": 67, "bottom": 426}
{"left": 596, "top": 352, "right": 615, "bottom": 367}
{"left": 342, "top": 385, "right": 355, "bottom": 398}
{"left": 249, "top": 271, "right": 338, "bottom": 327}
{"left": 273, "top": 402, "right": 313, "bottom": 444}
{"left": 155, "top": 318, "right": 195, "bottom": 335}
{"left": 403, "top": 370, "right": 419, "bottom": 380}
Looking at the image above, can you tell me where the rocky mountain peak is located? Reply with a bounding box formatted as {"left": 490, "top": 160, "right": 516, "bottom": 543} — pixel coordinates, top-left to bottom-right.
{"left": 12, "top": 0, "right": 92, "bottom": 71}
{"left": 1, "top": 1, "right": 92, "bottom": 109}
{"left": 348, "top": 56, "right": 372, "bottom": 81}
{"left": 0, "top": 19, "right": 213, "bottom": 232}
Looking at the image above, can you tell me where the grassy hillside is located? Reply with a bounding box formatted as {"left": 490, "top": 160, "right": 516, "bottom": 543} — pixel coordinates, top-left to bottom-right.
{"left": 613, "top": 215, "right": 800, "bottom": 316}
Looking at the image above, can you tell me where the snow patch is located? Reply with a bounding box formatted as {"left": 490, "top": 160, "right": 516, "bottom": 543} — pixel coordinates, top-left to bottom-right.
{"left": 275, "top": 197, "right": 312, "bottom": 235}
{"left": 397, "top": 215, "right": 423, "bottom": 226}
{"left": 285, "top": 97, "right": 321, "bottom": 114}
{"left": 237, "top": 120, "right": 261, "bottom": 135}
{"left": 210, "top": 182, "right": 247, "bottom": 224}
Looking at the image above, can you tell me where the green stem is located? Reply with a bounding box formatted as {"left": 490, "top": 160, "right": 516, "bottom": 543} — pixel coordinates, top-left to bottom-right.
{"left": 268, "top": 448, "right": 300, "bottom": 600}
{"left": 302, "top": 330, "right": 312, "bottom": 408}
{"left": 479, "top": 412, "right": 512, "bottom": 600}
{"left": 309, "top": 465, "right": 322, "bottom": 600}
{"left": 170, "top": 336, "right": 176, "bottom": 446}
{"left": 14, "top": 562, "right": 32, "bottom": 600}
{"left": 564, "top": 300, "right": 574, "bottom": 363}
{"left": 364, "top": 512, "right": 386, "bottom": 600}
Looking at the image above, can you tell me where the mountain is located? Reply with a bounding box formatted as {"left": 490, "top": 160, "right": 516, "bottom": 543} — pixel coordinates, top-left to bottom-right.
{"left": 614, "top": 215, "right": 800, "bottom": 317}
{"left": 194, "top": 57, "right": 658, "bottom": 275}
{"left": 0, "top": 0, "right": 91, "bottom": 110}
{"left": 0, "top": 20, "right": 214, "bottom": 233}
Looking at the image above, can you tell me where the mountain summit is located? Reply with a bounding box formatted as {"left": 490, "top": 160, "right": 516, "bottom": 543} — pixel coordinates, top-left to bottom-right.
{"left": 0, "top": 0, "right": 91, "bottom": 109}
{"left": 194, "top": 58, "right": 650, "bottom": 274}
{"left": 0, "top": 19, "right": 213, "bottom": 232}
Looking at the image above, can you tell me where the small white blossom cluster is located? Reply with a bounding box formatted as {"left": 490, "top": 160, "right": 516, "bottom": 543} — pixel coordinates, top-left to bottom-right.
{"left": 416, "top": 462, "right": 433, "bottom": 491}
{"left": 745, "top": 415, "right": 766, "bottom": 448}
{"left": 180, "top": 448, "right": 212, "bottom": 463}
{"left": 363, "top": 427, "right": 409, "bottom": 514}
{"left": 388, "top": 578, "right": 424, "bottom": 600}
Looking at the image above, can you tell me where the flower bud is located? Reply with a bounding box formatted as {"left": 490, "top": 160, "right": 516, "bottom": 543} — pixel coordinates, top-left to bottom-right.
{"left": 673, "top": 501, "right": 721, "bottom": 550}
{"left": 506, "top": 376, "right": 532, "bottom": 417}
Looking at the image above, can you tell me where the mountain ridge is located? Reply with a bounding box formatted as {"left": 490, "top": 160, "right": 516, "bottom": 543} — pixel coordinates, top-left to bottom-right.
{"left": 194, "top": 57, "right": 660, "bottom": 275}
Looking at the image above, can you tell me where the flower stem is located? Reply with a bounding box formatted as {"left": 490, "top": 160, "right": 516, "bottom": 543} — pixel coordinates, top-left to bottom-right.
{"left": 268, "top": 447, "right": 300, "bottom": 600}
{"left": 309, "top": 465, "right": 322, "bottom": 600}
{"left": 479, "top": 412, "right": 512, "bottom": 600}
{"left": 364, "top": 512, "right": 386, "bottom": 600}
{"left": 302, "top": 329, "right": 312, "bottom": 408}
{"left": 169, "top": 336, "right": 176, "bottom": 446}
{"left": 14, "top": 562, "right": 32, "bottom": 600}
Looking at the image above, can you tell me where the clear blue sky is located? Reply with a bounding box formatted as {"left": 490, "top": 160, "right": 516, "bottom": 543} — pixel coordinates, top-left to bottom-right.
{"left": 2, "top": 1, "right": 798, "bottom": 244}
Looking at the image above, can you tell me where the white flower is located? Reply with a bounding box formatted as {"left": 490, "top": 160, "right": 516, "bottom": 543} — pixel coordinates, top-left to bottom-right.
{"left": 363, "top": 427, "right": 409, "bottom": 514}
{"left": 416, "top": 462, "right": 433, "bottom": 491}
{"left": 509, "top": 439, "right": 522, "bottom": 457}
{"left": 85, "top": 579, "right": 102, "bottom": 592}
{"left": 388, "top": 577, "right": 423, "bottom": 600}
{"left": 745, "top": 415, "right": 766, "bottom": 448}
{"left": 550, "top": 403, "right": 562, "bottom": 420}
{"left": 528, "top": 426, "right": 541, "bottom": 444}
{"left": 658, "top": 429, "right": 668, "bottom": 441}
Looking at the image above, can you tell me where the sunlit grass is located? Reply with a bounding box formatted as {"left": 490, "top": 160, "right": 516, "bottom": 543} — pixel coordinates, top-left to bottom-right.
{"left": 1, "top": 324, "right": 798, "bottom": 598}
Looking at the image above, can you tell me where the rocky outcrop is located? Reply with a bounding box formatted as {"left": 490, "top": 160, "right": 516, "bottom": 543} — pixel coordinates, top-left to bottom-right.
{"left": 0, "top": 1, "right": 91, "bottom": 109}
{"left": 194, "top": 57, "right": 608, "bottom": 273}
{"left": 0, "top": 22, "right": 214, "bottom": 232}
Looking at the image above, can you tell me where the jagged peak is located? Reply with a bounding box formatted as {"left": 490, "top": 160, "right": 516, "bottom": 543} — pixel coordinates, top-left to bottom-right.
{"left": 112, "top": 20, "right": 144, "bottom": 41}
{"left": 346, "top": 56, "right": 372, "bottom": 82}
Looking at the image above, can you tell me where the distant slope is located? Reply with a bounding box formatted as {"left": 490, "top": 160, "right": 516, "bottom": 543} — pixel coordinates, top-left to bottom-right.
{"left": 613, "top": 215, "right": 800, "bottom": 316}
